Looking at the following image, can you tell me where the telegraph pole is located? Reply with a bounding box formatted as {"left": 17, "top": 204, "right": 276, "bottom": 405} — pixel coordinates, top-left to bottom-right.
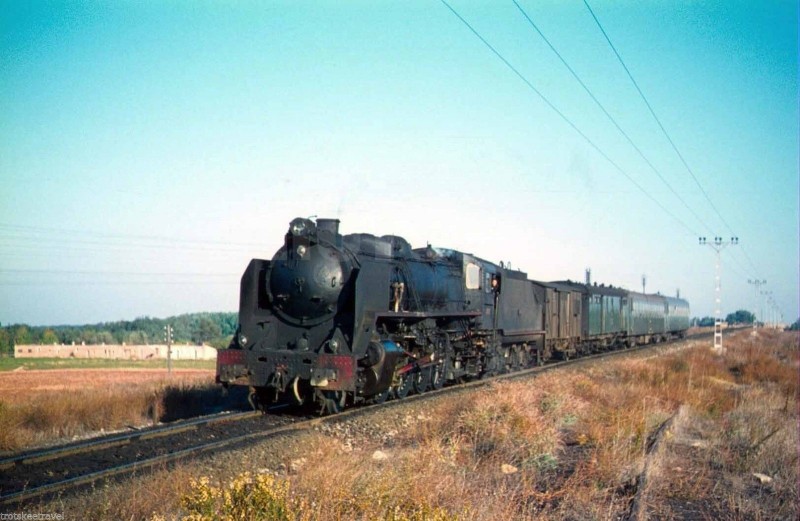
{"left": 164, "top": 324, "right": 173, "bottom": 375}
{"left": 699, "top": 236, "right": 738, "bottom": 353}
{"left": 747, "top": 279, "right": 766, "bottom": 329}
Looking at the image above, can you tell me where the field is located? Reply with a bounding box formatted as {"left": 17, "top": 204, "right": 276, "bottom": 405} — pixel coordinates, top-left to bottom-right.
{"left": 0, "top": 357, "right": 215, "bottom": 372}
{"left": 0, "top": 364, "right": 239, "bottom": 452}
{"left": 33, "top": 329, "right": 798, "bottom": 520}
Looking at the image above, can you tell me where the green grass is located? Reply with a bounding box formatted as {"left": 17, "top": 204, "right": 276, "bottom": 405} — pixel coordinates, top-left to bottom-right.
{"left": 0, "top": 357, "right": 216, "bottom": 371}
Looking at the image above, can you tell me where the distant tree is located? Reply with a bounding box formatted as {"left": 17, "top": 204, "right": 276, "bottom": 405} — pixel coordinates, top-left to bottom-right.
{"left": 59, "top": 328, "right": 80, "bottom": 345}
{"left": 79, "top": 329, "right": 97, "bottom": 344}
{"left": 28, "top": 328, "right": 44, "bottom": 344}
{"left": 0, "top": 328, "right": 11, "bottom": 355}
{"left": 41, "top": 329, "right": 59, "bottom": 345}
{"left": 222, "top": 314, "right": 237, "bottom": 336}
{"left": 97, "top": 331, "right": 115, "bottom": 345}
{"left": 193, "top": 317, "right": 221, "bottom": 345}
{"left": 9, "top": 312, "right": 237, "bottom": 346}
{"left": 126, "top": 331, "right": 149, "bottom": 345}
{"left": 788, "top": 318, "right": 800, "bottom": 331}
{"left": 207, "top": 335, "right": 233, "bottom": 350}
{"left": 13, "top": 326, "right": 31, "bottom": 346}
{"left": 725, "top": 310, "right": 755, "bottom": 325}
{"left": 696, "top": 316, "right": 715, "bottom": 327}
{"left": 112, "top": 330, "right": 126, "bottom": 344}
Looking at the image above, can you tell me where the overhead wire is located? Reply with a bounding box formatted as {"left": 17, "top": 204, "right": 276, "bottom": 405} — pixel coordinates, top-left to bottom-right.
{"left": 581, "top": 0, "right": 764, "bottom": 280}
{"left": 0, "top": 223, "right": 269, "bottom": 267}
{"left": 438, "top": 0, "right": 699, "bottom": 237}
{"left": 0, "top": 234, "right": 255, "bottom": 254}
{"left": 0, "top": 279, "right": 237, "bottom": 286}
{"left": 512, "top": 0, "right": 716, "bottom": 236}
{"left": 0, "top": 223, "right": 264, "bottom": 248}
{"left": 0, "top": 269, "right": 239, "bottom": 286}
{"left": 0, "top": 225, "right": 255, "bottom": 286}
{"left": 0, "top": 269, "right": 237, "bottom": 276}
{"left": 441, "top": 0, "right": 767, "bottom": 315}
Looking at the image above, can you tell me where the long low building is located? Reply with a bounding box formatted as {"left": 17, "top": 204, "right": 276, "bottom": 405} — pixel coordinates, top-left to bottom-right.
{"left": 14, "top": 343, "right": 217, "bottom": 360}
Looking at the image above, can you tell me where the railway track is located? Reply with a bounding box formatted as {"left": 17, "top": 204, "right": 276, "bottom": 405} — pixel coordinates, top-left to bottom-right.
{"left": 0, "top": 333, "right": 710, "bottom": 507}
{"left": 0, "top": 410, "right": 299, "bottom": 506}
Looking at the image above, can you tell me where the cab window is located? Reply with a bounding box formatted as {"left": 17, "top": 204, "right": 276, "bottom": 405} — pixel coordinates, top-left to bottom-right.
{"left": 466, "top": 263, "right": 481, "bottom": 290}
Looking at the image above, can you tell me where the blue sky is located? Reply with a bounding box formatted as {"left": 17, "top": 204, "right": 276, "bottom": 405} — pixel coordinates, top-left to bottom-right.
{"left": 1, "top": 1, "right": 797, "bottom": 326}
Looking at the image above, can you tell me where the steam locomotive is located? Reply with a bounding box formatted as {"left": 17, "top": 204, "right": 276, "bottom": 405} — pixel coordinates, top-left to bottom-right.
{"left": 216, "top": 217, "right": 690, "bottom": 413}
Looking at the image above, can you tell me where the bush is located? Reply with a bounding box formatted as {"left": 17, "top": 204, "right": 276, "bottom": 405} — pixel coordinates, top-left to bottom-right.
{"left": 171, "top": 472, "right": 461, "bottom": 521}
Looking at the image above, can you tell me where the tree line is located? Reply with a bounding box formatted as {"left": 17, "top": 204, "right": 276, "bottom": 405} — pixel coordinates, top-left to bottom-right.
{"left": 0, "top": 312, "right": 237, "bottom": 356}
{"left": 693, "top": 310, "right": 754, "bottom": 327}
{"left": 691, "top": 309, "right": 792, "bottom": 327}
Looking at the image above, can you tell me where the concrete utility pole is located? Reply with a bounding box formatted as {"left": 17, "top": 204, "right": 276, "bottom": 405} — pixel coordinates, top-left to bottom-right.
{"left": 766, "top": 293, "right": 780, "bottom": 329}
{"left": 761, "top": 291, "right": 773, "bottom": 329}
{"left": 699, "top": 236, "right": 738, "bottom": 353}
{"left": 767, "top": 300, "right": 771, "bottom": 328}
{"left": 164, "top": 324, "right": 173, "bottom": 375}
{"left": 748, "top": 279, "right": 766, "bottom": 329}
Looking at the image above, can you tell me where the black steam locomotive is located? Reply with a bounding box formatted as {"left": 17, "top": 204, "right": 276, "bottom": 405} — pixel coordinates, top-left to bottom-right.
{"left": 216, "top": 217, "right": 690, "bottom": 413}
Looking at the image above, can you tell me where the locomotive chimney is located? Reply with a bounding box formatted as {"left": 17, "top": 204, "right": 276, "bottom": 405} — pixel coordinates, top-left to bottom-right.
{"left": 316, "top": 218, "right": 341, "bottom": 246}
{"left": 317, "top": 218, "right": 340, "bottom": 236}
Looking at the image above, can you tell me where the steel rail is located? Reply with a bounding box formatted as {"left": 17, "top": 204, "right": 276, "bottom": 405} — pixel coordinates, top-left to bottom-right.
{"left": 0, "top": 411, "right": 259, "bottom": 471}
{"left": 0, "top": 415, "right": 318, "bottom": 506}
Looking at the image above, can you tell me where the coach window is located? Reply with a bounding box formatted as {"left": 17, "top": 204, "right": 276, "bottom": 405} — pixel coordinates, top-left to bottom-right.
{"left": 466, "top": 263, "right": 481, "bottom": 290}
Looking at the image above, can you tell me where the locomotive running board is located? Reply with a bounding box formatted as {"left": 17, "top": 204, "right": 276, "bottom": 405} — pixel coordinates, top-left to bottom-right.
{"left": 375, "top": 311, "right": 481, "bottom": 319}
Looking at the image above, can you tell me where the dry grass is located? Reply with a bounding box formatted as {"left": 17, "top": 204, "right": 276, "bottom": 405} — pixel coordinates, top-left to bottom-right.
{"left": 278, "top": 331, "right": 796, "bottom": 520}
{"left": 0, "top": 368, "right": 222, "bottom": 451}
{"left": 33, "top": 330, "right": 799, "bottom": 520}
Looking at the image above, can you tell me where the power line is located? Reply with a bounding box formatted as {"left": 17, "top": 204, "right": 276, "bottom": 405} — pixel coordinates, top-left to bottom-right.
{"left": 0, "top": 268, "right": 239, "bottom": 286}
{"left": 737, "top": 246, "right": 762, "bottom": 277}
{"left": 0, "top": 269, "right": 237, "bottom": 276}
{"left": 581, "top": 0, "right": 736, "bottom": 236}
{"left": 0, "top": 281, "right": 235, "bottom": 286}
{"left": 581, "top": 0, "right": 767, "bottom": 283}
{"left": 0, "top": 222, "right": 269, "bottom": 259}
{"left": 0, "top": 234, "right": 255, "bottom": 254}
{"left": 0, "top": 223, "right": 264, "bottom": 248}
{"left": 512, "top": 0, "right": 715, "bottom": 236}
{"left": 439, "top": 0, "right": 698, "bottom": 236}
{"left": 723, "top": 249, "right": 755, "bottom": 281}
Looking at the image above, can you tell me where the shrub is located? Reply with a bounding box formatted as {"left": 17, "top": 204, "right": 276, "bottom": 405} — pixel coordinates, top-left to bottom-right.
{"left": 174, "top": 471, "right": 461, "bottom": 521}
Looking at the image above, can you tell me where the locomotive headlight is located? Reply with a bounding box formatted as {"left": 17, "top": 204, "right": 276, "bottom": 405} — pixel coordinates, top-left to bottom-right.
{"left": 238, "top": 333, "right": 248, "bottom": 347}
{"left": 290, "top": 219, "right": 307, "bottom": 236}
{"left": 296, "top": 245, "right": 307, "bottom": 257}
